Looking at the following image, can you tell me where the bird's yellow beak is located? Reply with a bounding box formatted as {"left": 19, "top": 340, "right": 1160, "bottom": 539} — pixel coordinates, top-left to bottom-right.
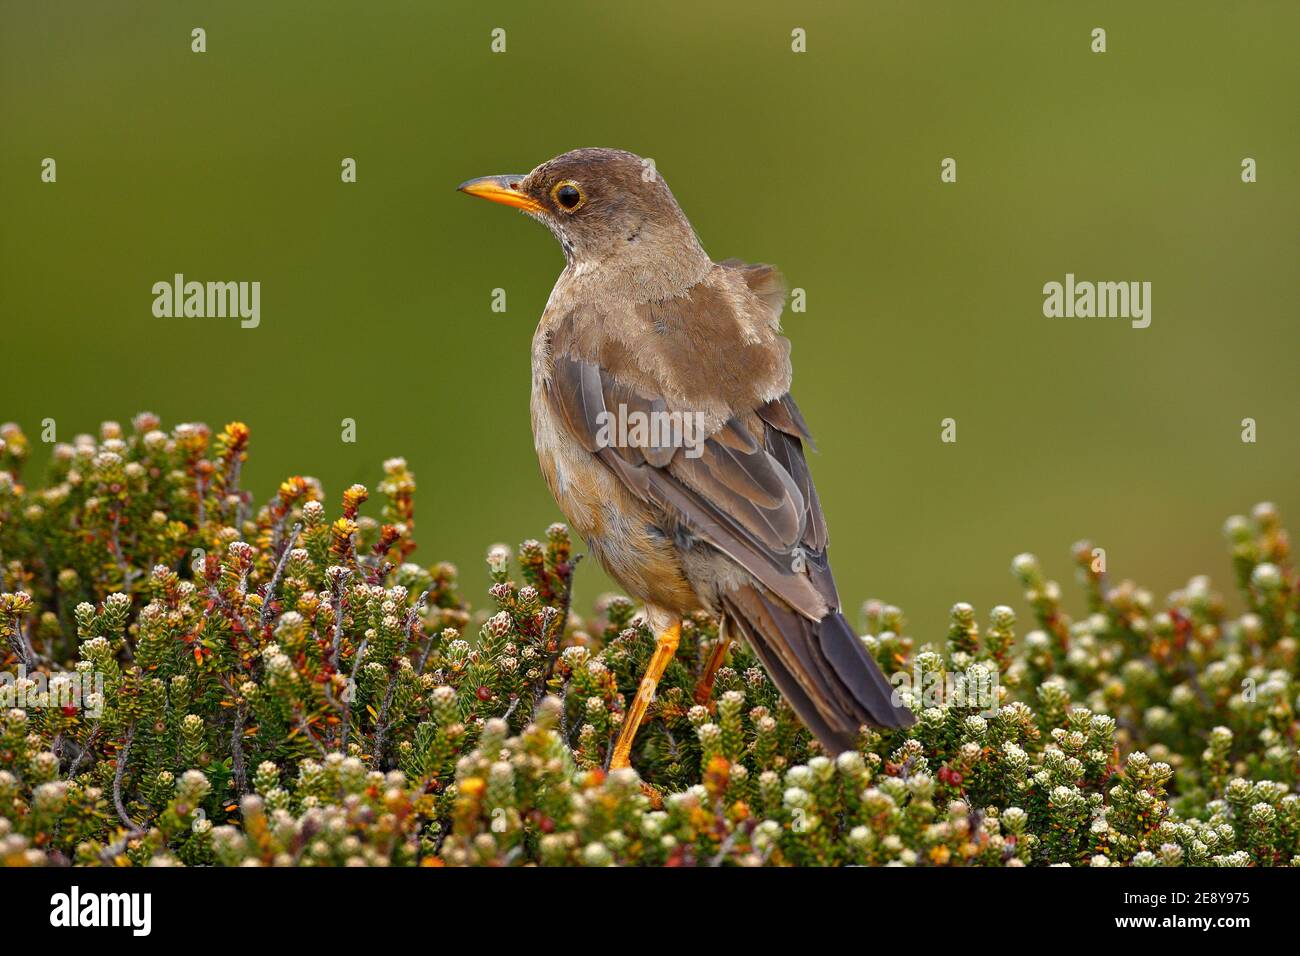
{"left": 457, "top": 175, "right": 544, "bottom": 213}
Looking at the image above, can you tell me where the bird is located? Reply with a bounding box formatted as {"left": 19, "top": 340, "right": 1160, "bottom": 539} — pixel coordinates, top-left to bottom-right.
{"left": 458, "top": 148, "right": 914, "bottom": 770}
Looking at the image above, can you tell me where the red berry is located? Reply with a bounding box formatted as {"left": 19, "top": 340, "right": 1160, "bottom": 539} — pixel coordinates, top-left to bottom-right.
{"left": 475, "top": 685, "right": 492, "bottom": 702}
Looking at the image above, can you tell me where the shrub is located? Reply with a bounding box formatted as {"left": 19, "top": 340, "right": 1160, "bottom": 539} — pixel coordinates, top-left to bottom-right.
{"left": 0, "top": 416, "right": 1295, "bottom": 866}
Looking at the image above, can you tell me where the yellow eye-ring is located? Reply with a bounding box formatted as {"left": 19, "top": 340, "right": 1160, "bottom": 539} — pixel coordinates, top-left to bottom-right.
{"left": 552, "top": 180, "right": 584, "bottom": 212}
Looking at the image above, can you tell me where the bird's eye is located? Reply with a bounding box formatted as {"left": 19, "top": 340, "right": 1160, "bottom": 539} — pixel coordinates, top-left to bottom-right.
{"left": 553, "top": 181, "right": 584, "bottom": 211}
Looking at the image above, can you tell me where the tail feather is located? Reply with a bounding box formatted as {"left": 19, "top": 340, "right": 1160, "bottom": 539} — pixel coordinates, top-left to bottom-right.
{"left": 722, "top": 587, "right": 914, "bottom": 755}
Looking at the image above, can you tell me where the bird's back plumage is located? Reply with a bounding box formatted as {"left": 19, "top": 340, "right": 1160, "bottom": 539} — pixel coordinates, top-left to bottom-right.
{"left": 534, "top": 257, "right": 915, "bottom": 752}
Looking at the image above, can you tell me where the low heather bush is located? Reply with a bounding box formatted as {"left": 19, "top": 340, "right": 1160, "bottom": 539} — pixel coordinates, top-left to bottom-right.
{"left": 0, "top": 416, "right": 1295, "bottom": 866}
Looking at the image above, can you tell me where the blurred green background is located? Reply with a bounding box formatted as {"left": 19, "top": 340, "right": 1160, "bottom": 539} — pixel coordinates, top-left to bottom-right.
{"left": 2, "top": 1, "right": 1297, "bottom": 639}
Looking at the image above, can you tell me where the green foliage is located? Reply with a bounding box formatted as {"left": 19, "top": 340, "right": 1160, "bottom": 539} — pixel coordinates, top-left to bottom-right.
{"left": 0, "top": 417, "right": 1297, "bottom": 866}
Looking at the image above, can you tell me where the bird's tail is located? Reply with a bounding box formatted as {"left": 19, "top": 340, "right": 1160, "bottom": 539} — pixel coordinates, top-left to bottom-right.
{"left": 721, "top": 586, "right": 914, "bottom": 755}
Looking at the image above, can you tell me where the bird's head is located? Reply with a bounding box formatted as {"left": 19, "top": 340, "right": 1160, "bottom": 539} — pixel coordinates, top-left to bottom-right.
{"left": 458, "top": 148, "right": 708, "bottom": 288}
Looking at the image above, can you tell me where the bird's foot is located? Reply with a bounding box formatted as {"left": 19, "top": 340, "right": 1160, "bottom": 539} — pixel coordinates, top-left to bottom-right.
{"left": 693, "top": 636, "right": 732, "bottom": 705}
{"left": 638, "top": 780, "right": 664, "bottom": 810}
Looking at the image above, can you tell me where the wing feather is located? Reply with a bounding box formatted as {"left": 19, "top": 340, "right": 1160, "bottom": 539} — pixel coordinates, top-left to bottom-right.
{"left": 547, "top": 353, "right": 835, "bottom": 620}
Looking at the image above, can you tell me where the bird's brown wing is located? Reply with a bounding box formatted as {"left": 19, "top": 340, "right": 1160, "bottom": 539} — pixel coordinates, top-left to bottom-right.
{"left": 543, "top": 275, "right": 913, "bottom": 743}
{"left": 547, "top": 352, "right": 834, "bottom": 621}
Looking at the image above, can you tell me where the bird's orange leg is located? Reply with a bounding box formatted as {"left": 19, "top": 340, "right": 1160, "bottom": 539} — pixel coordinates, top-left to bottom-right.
{"left": 693, "top": 634, "right": 731, "bottom": 704}
{"left": 609, "top": 620, "right": 681, "bottom": 770}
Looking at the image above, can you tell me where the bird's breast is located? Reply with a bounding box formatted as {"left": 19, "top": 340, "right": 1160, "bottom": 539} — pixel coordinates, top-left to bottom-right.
{"left": 529, "top": 362, "right": 701, "bottom": 616}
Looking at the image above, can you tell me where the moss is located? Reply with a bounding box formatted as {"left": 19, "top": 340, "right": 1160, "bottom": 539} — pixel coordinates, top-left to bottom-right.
{"left": 0, "top": 416, "right": 1296, "bottom": 866}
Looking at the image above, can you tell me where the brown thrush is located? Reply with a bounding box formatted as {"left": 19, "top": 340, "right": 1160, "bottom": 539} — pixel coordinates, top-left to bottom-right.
{"left": 460, "top": 148, "right": 914, "bottom": 769}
